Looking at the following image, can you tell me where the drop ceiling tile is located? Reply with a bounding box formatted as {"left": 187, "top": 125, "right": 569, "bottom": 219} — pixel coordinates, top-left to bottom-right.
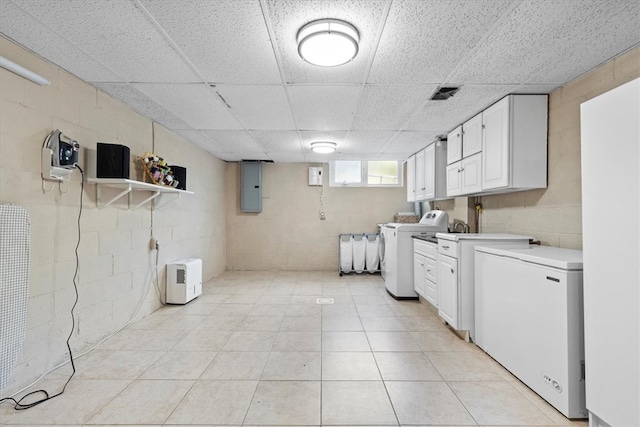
{"left": 338, "top": 152, "right": 380, "bottom": 161}
{"left": 380, "top": 131, "right": 441, "bottom": 156}
{"left": 351, "top": 85, "right": 437, "bottom": 131}
{"left": 265, "top": 0, "right": 388, "bottom": 83}
{"left": 132, "top": 83, "right": 242, "bottom": 130}
{"left": 512, "top": 84, "right": 559, "bottom": 94}
{"left": 200, "top": 130, "right": 267, "bottom": 158}
{"left": 269, "top": 152, "right": 307, "bottom": 163}
{"left": 450, "top": 0, "right": 640, "bottom": 85}
{"left": 93, "top": 83, "right": 192, "bottom": 130}
{"left": 140, "top": 0, "right": 282, "bottom": 84}
{"left": 174, "top": 129, "right": 221, "bottom": 152}
{"left": 288, "top": 85, "right": 363, "bottom": 130}
{"left": 250, "top": 131, "right": 301, "bottom": 152}
{"left": 342, "top": 131, "right": 396, "bottom": 153}
{"left": 13, "top": 0, "right": 199, "bottom": 83}
{"left": 0, "top": 2, "right": 121, "bottom": 82}
{"left": 213, "top": 85, "right": 295, "bottom": 130}
{"left": 368, "top": 0, "right": 516, "bottom": 84}
{"left": 523, "top": 1, "right": 640, "bottom": 84}
{"left": 404, "top": 85, "right": 518, "bottom": 132}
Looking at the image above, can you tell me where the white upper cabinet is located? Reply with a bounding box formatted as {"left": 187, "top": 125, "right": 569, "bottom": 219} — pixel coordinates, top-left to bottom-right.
{"left": 462, "top": 112, "right": 483, "bottom": 158}
{"left": 481, "top": 95, "right": 547, "bottom": 192}
{"left": 446, "top": 125, "right": 462, "bottom": 164}
{"left": 444, "top": 94, "right": 548, "bottom": 197}
{"left": 415, "top": 149, "right": 426, "bottom": 200}
{"left": 406, "top": 154, "right": 416, "bottom": 202}
{"left": 406, "top": 140, "right": 448, "bottom": 203}
{"left": 423, "top": 143, "right": 436, "bottom": 200}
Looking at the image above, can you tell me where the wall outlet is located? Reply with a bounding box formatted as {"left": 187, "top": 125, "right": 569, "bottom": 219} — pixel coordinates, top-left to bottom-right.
{"left": 150, "top": 238, "right": 159, "bottom": 250}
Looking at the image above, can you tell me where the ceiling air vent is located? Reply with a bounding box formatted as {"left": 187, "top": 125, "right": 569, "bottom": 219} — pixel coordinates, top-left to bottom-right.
{"left": 430, "top": 86, "right": 460, "bottom": 101}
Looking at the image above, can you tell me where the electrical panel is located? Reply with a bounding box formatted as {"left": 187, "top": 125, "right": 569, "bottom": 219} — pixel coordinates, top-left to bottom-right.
{"left": 241, "top": 162, "right": 262, "bottom": 212}
{"left": 308, "top": 167, "right": 323, "bottom": 186}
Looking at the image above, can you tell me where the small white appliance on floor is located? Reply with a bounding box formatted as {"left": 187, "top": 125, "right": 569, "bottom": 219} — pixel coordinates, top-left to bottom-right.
{"left": 166, "top": 258, "right": 202, "bottom": 304}
{"left": 381, "top": 210, "right": 448, "bottom": 299}
{"left": 474, "top": 245, "right": 586, "bottom": 418}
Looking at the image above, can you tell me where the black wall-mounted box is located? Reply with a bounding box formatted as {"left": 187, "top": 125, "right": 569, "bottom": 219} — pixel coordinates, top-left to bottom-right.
{"left": 96, "top": 143, "right": 130, "bottom": 179}
{"left": 169, "top": 165, "right": 187, "bottom": 190}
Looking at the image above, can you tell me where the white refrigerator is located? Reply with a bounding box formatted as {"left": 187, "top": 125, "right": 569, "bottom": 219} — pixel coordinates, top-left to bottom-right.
{"left": 580, "top": 78, "right": 639, "bottom": 427}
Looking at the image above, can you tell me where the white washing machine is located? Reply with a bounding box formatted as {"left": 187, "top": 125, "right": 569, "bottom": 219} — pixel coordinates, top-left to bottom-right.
{"left": 381, "top": 210, "right": 449, "bottom": 299}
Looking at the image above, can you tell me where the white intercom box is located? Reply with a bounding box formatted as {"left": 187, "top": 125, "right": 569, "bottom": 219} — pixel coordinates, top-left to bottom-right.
{"left": 308, "top": 167, "right": 323, "bottom": 186}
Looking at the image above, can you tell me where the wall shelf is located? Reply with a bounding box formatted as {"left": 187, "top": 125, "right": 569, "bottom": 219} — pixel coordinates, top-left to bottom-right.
{"left": 86, "top": 178, "right": 194, "bottom": 209}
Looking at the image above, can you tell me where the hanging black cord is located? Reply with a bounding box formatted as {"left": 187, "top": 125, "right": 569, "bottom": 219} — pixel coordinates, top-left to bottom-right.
{"left": 0, "top": 165, "right": 83, "bottom": 410}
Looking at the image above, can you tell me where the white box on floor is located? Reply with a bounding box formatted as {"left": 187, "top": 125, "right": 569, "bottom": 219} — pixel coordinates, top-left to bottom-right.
{"left": 166, "top": 258, "right": 202, "bottom": 304}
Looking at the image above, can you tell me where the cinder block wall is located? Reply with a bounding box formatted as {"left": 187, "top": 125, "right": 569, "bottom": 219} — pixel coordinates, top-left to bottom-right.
{"left": 225, "top": 162, "right": 413, "bottom": 270}
{"left": 0, "top": 36, "right": 226, "bottom": 394}
{"left": 480, "top": 46, "right": 640, "bottom": 249}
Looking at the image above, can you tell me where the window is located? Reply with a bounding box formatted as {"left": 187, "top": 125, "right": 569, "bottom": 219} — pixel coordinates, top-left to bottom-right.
{"left": 329, "top": 160, "right": 402, "bottom": 187}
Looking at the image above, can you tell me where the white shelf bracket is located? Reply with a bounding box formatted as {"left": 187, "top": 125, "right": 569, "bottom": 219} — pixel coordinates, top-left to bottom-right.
{"left": 97, "top": 185, "right": 132, "bottom": 209}
{"left": 130, "top": 190, "right": 161, "bottom": 209}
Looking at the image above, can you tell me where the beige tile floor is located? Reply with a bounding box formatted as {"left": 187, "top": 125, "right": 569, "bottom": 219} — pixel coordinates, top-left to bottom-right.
{"left": 0, "top": 271, "right": 589, "bottom": 426}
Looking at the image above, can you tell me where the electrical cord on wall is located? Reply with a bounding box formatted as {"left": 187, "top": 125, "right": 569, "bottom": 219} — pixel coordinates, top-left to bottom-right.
{"left": 0, "top": 164, "right": 84, "bottom": 410}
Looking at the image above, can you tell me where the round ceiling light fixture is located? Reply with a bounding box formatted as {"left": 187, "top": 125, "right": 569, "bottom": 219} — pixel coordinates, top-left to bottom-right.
{"left": 297, "top": 19, "right": 359, "bottom": 67}
{"left": 310, "top": 141, "right": 337, "bottom": 154}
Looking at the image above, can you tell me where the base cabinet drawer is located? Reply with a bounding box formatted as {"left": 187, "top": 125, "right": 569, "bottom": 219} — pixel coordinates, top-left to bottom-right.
{"left": 438, "top": 240, "right": 458, "bottom": 258}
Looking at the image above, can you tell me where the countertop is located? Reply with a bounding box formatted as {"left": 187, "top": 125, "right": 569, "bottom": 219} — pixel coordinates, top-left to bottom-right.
{"left": 435, "top": 232, "right": 533, "bottom": 242}
{"left": 412, "top": 235, "right": 438, "bottom": 244}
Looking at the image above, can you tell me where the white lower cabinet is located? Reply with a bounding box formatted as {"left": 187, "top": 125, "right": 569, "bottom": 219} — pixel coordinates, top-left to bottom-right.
{"left": 413, "top": 239, "right": 438, "bottom": 307}
{"left": 413, "top": 253, "right": 427, "bottom": 298}
{"left": 437, "top": 254, "right": 458, "bottom": 327}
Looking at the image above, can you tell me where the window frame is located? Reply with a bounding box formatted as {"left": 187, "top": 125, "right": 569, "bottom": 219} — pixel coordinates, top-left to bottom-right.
{"left": 328, "top": 160, "right": 404, "bottom": 188}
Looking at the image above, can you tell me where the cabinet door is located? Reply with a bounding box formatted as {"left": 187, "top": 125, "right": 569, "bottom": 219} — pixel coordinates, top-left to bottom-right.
{"left": 437, "top": 254, "right": 458, "bottom": 328}
{"left": 406, "top": 155, "right": 416, "bottom": 202}
{"left": 462, "top": 113, "right": 482, "bottom": 158}
{"left": 482, "top": 96, "right": 510, "bottom": 190}
{"left": 446, "top": 161, "right": 462, "bottom": 197}
{"left": 413, "top": 253, "right": 426, "bottom": 298}
{"left": 447, "top": 125, "right": 462, "bottom": 164}
{"left": 460, "top": 153, "right": 482, "bottom": 194}
{"left": 415, "top": 149, "right": 426, "bottom": 200}
{"left": 423, "top": 143, "right": 436, "bottom": 200}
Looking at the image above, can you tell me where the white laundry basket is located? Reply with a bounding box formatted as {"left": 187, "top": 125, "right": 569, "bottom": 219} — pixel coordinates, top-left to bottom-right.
{"left": 339, "top": 235, "right": 353, "bottom": 274}
{"left": 352, "top": 235, "right": 366, "bottom": 274}
{"left": 365, "top": 235, "right": 380, "bottom": 273}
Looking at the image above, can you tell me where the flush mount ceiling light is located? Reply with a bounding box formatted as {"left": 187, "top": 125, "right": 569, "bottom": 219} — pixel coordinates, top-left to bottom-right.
{"left": 297, "top": 19, "right": 359, "bottom": 67}
{"left": 310, "top": 141, "right": 337, "bottom": 153}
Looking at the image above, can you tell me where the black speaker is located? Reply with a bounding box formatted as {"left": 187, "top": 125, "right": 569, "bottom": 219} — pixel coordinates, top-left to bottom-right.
{"left": 96, "top": 143, "right": 130, "bottom": 179}
{"left": 169, "top": 165, "right": 187, "bottom": 190}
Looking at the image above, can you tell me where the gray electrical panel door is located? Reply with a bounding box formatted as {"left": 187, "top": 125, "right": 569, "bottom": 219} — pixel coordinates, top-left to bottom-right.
{"left": 241, "top": 162, "right": 262, "bottom": 212}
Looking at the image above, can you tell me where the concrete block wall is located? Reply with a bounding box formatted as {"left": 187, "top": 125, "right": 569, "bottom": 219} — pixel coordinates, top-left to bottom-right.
{"left": 0, "top": 36, "right": 226, "bottom": 394}
{"left": 480, "top": 45, "right": 640, "bottom": 249}
{"left": 225, "top": 162, "right": 413, "bottom": 270}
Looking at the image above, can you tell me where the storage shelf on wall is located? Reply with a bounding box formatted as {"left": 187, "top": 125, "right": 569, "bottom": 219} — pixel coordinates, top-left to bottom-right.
{"left": 87, "top": 178, "right": 194, "bottom": 209}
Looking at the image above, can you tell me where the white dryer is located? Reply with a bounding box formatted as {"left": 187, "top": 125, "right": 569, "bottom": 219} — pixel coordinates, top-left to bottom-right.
{"left": 381, "top": 210, "right": 448, "bottom": 299}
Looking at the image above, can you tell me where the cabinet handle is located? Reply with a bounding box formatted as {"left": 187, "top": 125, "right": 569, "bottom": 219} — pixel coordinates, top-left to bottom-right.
{"left": 450, "top": 268, "right": 454, "bottom": 274}
{"left": 427, "top": 269, "right": 431, "bottom": 272}
{"left": 457, "top": 133, "right": 460, "bottom": 137}
{"left": 442, "top": 245, "right": 449, "bottom": 249}
{"left": 482, "top": 124, "right": 485, "bottom": 129}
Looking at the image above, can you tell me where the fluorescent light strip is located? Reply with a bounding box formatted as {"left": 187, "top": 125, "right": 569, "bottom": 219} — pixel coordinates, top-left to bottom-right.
{"left": 0, "top": 56, "right": 50, "bottom": 86}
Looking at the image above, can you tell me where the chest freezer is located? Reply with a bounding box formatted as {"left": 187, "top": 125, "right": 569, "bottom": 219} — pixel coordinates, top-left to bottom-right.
{"left": 474, "top": 245, "right": 586, "bottom": 419}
